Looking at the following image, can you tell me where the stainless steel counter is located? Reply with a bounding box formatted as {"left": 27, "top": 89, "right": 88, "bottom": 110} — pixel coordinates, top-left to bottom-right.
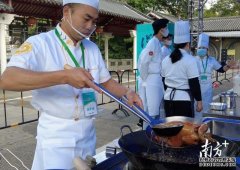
{"left": 204, "top": 96, "right": 240, "bottom": 120}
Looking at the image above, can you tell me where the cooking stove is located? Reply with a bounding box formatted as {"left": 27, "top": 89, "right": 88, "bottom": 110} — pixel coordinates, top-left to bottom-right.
{"left": 92, "top": 132, "right": 240, "bottom": 170}
{"left": 92, "top": 151, "right": 153, "bottom": 170}
{"left": 92, "top": 151, "right": 127, "bottom": 170}
{"left": 92, "top": 150, "right": 240, "bottom": 170}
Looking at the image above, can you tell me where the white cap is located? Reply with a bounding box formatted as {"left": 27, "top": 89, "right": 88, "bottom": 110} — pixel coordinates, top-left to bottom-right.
{"left": 197, "top": 33, "right": 209, "bottom": 48}
{"left": 63, "top": 0, "right": 99, "bottom": 10}
{"left": 174, "top": 20, "right": 190, "bottom": 44}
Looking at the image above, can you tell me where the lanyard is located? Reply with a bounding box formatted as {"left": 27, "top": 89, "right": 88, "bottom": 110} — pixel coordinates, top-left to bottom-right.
{"left": 201, "top": 57, "right": 208, "bottom": 74}
{"left": 55, "top": 28, "right": 85, "bottom": 68}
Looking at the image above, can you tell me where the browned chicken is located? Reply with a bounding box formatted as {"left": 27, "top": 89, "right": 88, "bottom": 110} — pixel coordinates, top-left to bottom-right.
{"left": 154, "top": 121, "right": 215, "bottom": 147}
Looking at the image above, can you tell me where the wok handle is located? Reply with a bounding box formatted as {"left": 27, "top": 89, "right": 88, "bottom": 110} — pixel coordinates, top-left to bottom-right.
{"left": 120, "top": 125, "right": 133, "bottom": 137}
{"left": 73, "top": 157, "right": 91, "bottom": 170}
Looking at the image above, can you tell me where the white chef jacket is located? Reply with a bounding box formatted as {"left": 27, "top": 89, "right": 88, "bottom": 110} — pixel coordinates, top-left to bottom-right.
{"left": 161, "top": 45, "right": 172, "bottom": 61}
{"left": 7, "top": 24, "right": 111, "bottom": 169}
{"left": 138, "top": 36, "right": 164, "bottom": 118}
{"left": 196, "top": 56, "right": 221, "bottom": 85}
{"left": 161, "top": 49, "right": 199, "bottom": 101}
{"left": 138, "top": 36, "right": 162, "bottom": 81}
{"left": 7, "top": 24, "right": 111, "bottom": 119}
{"left": 196, "top": 56, "right": 221, "bottom": 113}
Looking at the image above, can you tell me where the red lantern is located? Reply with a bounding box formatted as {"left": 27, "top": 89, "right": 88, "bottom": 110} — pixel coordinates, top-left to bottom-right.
{"left": 27, "top": 17, "right": 37, "bottom": 26}
{"left": 95, "top": 27, "right": 104, "bottom": 34}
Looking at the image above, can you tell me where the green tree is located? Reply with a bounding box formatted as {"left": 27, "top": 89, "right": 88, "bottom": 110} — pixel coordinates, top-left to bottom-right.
{"left": 108, "top": 36, "right": 133, "bottom": 59}
{"left": 92, "top": 35, "right": 133, "bottom": 59}
{"left": 122, "top": 0, "right": 189, "bottom": 18}
{"left": 204, "top": 0, "right": 240, "bottom": 17}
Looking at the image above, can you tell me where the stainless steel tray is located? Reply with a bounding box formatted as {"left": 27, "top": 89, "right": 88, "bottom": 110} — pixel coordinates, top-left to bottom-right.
{"left": 210, "top": 102, "right": 227, "bottom": 111}
{"left": 203, "top": 117, "right": 240, "bottom": 141}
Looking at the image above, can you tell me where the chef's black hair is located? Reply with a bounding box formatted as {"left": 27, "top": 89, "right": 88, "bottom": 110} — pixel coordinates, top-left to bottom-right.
{"left": 170, "top": 43, "right": 188, "bottom": 63}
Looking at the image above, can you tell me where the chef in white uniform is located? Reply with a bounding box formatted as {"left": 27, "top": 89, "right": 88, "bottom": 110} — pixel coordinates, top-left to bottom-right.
{"left": 138, "top": 19, "right": 169, "bottom": 128}
{"left": 195, "top": 33, "right": 236, "bottom": 116}
{"left": 161, "top": 33, "right": 173, "bottom": 60}
{"left": 0, "top": 0, "right": 142, "bottom": 169}
{"left": 162, "top": 21, "right": 203, "bottom": 117}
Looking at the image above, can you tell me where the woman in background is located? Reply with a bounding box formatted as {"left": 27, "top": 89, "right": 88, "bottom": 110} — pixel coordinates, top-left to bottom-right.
{"left": 161, "top": 20, "right": 203, "bottom": 117}
{"left": 195, "top": 33, "right": 236, "bottom": 119}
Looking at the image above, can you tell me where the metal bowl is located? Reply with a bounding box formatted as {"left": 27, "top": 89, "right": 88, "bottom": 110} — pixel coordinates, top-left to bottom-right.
{"left": 210, "top": 102, "right": 227, "bottom": 111}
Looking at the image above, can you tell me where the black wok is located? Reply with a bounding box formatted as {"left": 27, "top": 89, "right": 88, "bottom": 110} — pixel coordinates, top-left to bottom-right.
{"left": 145, "top": 116, "right": 204, "bottom": 148}
{"left": 118, "top": 125, "right": 240, "bottom": 170}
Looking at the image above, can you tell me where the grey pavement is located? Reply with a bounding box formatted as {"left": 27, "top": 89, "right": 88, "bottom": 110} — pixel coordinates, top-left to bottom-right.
{"left": 0, "top": 71, "right": 237, "bottom": 170}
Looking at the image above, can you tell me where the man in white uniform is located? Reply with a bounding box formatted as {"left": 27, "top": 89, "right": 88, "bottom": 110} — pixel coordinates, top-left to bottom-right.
{"left": 162, "top": 21, "right": 203, "bottom": 117}
{"left": 138, "top": 19, "right": 169, "bottom": 128}
{"left": 195, "top": 33, "right": 236, "bottom": 115}
{"left": 0, "top": 0, "right": 142, "bottom": 169}
{"left": 161, "top": 34, "right": 173, "bottom": 60}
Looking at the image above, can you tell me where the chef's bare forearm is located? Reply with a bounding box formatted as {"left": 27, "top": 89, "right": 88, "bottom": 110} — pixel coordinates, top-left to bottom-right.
{"left": 0, "top": 67, "right": 67, "bottom": 91}
{"left": 101, "top": 78, "right": 129, "bottom": 98}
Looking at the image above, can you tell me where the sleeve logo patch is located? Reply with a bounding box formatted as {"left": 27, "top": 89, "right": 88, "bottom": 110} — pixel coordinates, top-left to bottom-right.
{"left": 149, "top": 51, "right": 154, "bottom": 56}
{"left": 15, "top": 42, "right": 33, "bottom": 55}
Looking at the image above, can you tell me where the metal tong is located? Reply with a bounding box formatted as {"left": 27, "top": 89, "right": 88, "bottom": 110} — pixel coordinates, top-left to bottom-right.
{"left": 64, "top": 64, "right": 183, "bottom": 136}
{"left": 94, "top": 83, "right": 183, "bottom": 137}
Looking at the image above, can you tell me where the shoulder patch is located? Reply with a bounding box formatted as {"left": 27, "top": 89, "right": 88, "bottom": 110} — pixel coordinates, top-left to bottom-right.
{"left": 149, "top": 51, "right": 154, "bottom": 56}
{"left": 15, "top": 42, "right": 32, "bottom": 55}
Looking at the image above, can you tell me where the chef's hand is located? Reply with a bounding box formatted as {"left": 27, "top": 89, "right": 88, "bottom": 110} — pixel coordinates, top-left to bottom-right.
{"left": 226, "top": 58, "right": 237, "bottom": 69}
{"left": 64, "top": 64, "right": 102, "bottom": 93}
{"left": 125, "top": 89, "right": 143, "bottom": 109}
{"left": 196, "top": 101, "right": 203, "bottom": 112}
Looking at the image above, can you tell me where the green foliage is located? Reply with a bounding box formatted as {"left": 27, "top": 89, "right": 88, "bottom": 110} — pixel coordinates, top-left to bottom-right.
{"left": 92, "top": 34, "right": 133, "bottom": 59}
{"left": 204, "top": 0, "right": 240, "bottom": 17}
{"left": 121, "top": 0, "right": 189, "bottom": 18}
{"left": 108, "top": 36, "right": 133, "bottom": 59}
{"left": 27, "top": 25, "right": 37, "bottom": 36}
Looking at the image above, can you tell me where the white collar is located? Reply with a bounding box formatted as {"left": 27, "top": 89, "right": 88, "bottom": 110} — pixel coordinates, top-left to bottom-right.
{"left": 56, "top": 24, "right": 81, "bottom": 47}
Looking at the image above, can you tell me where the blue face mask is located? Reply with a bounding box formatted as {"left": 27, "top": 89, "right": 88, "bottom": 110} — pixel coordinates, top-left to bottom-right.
{"left": 197, "top": 49, "right": 207, "bottom": 57}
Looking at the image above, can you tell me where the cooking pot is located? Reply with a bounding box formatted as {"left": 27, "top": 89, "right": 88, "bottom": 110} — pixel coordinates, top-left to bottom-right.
{"left": 219, "top": 92, "right": 237, "bottom": 109}
{"left": 118, "top": 125, "right": 240, "bottom": 170}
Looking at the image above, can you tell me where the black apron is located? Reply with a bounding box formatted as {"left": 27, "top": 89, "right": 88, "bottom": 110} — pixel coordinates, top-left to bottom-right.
{"left": 165, "top": 86, "right": 194, "bottom": 117}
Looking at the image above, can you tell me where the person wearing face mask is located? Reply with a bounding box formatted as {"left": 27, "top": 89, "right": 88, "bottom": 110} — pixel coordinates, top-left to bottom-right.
{"left": 161, "top": 21, "right": 203, "bottom": 118}
{"left": 0, "top": 0, "right": 143, "bottom": 169}
{"left": 138, "top": 19, "right": 169, "bottom": 128}
{"left": 195, "top": 33, "right": 236, "bottom": 117}
{"left": 161, "top": 34, "right": 173, "bottom": 60}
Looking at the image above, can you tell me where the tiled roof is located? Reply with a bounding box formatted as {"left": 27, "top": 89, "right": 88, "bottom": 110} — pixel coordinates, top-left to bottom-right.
{"left": 5, "top": 0, "right": 151, "bottom": 22}
{"left": 147, "top": 11, "right": 178, "bottom": 22}
{"left": 205, "top": 31, "right": 240, "bottom": 38}
{"left": 0, "top": 1, "right": 13, "bottom": 12}
{"left": 149, "top": 12, "right": 240, "bottom": 32}
{"left": 202, "top": 16, "right": 240, "bottom": 32}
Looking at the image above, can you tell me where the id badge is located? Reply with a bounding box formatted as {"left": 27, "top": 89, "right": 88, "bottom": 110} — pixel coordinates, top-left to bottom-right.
{"left": 82, "top": 89, "right": 98, "bottom": 117}
{"left": 201, "top": 75, "right": 207, "bottom": 80}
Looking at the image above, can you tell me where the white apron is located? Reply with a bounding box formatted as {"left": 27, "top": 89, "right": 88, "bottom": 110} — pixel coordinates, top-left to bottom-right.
{"left": 139, "top": 75, "right": 163, "bottom": 116}
{"left": 31, "top": 113, "right": 96, "bottom": 170}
